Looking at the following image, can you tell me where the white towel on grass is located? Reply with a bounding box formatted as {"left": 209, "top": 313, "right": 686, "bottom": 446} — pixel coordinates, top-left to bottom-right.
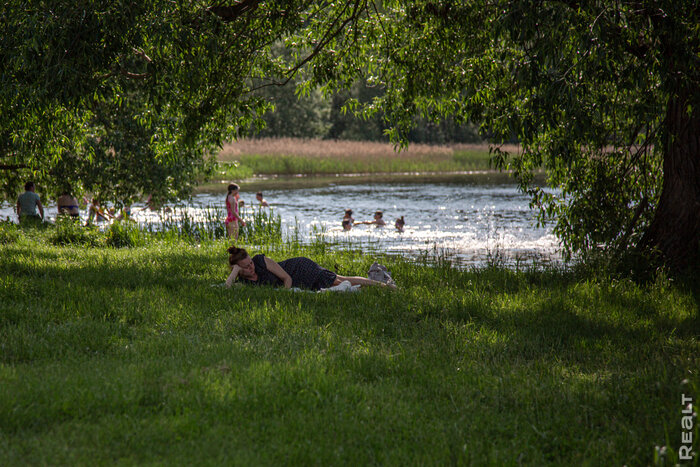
{"left": 319, "top": 280, "right": 361, "bottom": 293}
{"left": 215, "top": 280, "right": 360, "bottom": 293}
{"left": 290, "top": 280, "right": 360, "bottom": 293}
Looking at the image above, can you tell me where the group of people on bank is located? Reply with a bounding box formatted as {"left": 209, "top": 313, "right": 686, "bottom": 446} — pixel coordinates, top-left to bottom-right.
{"left": 14, "top": 181, "right": 397, "bottom": 291}
{"left": 15, "top": 180, "right": 406, "bottom": 237}
{"left": 14, "top": 182, "right": 138, "bottom": 226}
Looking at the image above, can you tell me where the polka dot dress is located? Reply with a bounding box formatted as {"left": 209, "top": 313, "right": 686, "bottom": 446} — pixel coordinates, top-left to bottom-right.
{"left": 244, "top": 254, "right": 337, "bottom": 291}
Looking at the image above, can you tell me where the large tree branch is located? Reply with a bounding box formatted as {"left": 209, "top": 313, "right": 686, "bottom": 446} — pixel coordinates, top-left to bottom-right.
{"left": 207, "top": 0, "right": 262, "bottom": 22}
{"left": 251, "top": 0, "right": 367, "bottom": 91}
{"left": 0, "top": 164, "right": 28, "bottom": 171}
{"left": 553, "top": 0, "right": 653, "bottom": 61}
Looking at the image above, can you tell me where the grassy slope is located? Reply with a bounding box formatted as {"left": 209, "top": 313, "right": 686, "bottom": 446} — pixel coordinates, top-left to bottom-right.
{"left": 0, "top": 235, "right": 698, "bottom": 465}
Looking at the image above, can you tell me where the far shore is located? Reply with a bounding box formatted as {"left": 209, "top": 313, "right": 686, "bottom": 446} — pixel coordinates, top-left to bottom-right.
{"left": 196, "top": 170, "right": 529, "bottom": 194}
{"left": 218, "top": 137, "right": 520, "bottom": 161}
{"left": 208, "top": 138, "right": 523, "bottom": 187}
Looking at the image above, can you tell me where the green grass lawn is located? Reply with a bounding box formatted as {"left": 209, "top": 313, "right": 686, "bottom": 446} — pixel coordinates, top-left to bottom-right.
{"left": 0, "top": 228, "right": 698, "bottom": 465}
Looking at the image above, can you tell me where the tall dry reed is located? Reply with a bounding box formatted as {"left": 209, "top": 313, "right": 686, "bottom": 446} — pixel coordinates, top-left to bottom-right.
{"left": 218, "top": 137, "right": 520, "bottom": 162}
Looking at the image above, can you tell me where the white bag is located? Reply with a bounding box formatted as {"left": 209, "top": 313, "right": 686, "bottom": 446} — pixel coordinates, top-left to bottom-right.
{"left": 368, "top": 262, "right": 395, "bottom": 286}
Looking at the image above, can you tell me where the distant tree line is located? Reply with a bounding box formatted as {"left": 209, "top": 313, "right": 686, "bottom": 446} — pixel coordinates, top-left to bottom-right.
{"left": 254, "top": 79, "right": 483, "bottom": 144}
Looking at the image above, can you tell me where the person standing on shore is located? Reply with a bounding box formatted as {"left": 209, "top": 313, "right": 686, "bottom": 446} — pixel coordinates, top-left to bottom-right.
{"left": 16, "top": 181, "right": 44, "bottom": 224}
{"left": 226, "top": 183, "right": 246, "bottom": 239}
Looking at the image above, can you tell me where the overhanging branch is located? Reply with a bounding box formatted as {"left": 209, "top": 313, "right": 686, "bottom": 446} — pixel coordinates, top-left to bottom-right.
{"left": 208, "top": 0, "right": 262, "bottom": 22}
{"left": 250, "top": 0, "right": 367, "bottom": 91}
{"left": 0, "top": 164, "right": 28, "bottom": 171}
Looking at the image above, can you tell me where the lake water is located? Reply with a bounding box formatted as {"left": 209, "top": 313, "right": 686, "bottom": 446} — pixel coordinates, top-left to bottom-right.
{"left": 1, "top": 174, "right": 561, "bottom": 267}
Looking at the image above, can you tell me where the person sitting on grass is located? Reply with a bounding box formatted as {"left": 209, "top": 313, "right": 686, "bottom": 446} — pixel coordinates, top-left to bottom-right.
{"left": 225, "top": 247, "right": 396, "bottom": 290}
{"left": 115, "top": 204, "right": 133, "bottom": 221}
{"left": 57, "top": 189, "right": 80, "bottom": 220}
{"left": 16, "top": 181, "right": 44, "bottom": 225}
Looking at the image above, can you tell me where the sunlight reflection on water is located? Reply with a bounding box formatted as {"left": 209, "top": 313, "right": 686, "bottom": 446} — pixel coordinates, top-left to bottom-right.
{"left": 1, "top": 178, "right": 562, "bottom": 267}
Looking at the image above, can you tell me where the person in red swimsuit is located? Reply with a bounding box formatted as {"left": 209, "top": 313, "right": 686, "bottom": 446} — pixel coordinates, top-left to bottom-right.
{"left": 225, "top": 183, "right": 246, "bottom": 239}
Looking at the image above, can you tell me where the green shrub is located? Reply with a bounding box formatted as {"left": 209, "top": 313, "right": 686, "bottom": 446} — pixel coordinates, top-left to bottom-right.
{"left": 0, "top": 220, "right": 21, "bottom": 244}
{"left": 105, "top": 220, "right": 146, "bottom": 248}
{"left": 49, "top": 217, "right": 102, "bottom": 246}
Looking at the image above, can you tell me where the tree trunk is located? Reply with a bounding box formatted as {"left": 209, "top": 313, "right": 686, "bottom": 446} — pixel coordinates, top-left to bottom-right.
{"left": 638, "top": 92, "right": 700, "bottom": 272}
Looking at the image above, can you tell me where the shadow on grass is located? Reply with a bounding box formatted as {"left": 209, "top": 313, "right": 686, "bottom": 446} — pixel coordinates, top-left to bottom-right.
{"left": 1, "top": 240, "right": 697, "bottom": 464}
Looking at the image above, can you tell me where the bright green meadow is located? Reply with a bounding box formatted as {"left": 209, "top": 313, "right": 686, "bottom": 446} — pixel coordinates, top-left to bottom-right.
{"left": 0, "top": 222, "right": 698, "bottom": 465}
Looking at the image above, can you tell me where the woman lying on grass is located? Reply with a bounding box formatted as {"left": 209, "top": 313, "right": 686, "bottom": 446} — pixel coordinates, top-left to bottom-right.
{"left": 225, "top": 247, "right": 396, "bottom": 290}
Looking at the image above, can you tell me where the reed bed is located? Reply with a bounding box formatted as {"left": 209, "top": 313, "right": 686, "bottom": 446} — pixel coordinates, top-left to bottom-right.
{"left": 215, "top": 138, "right": 521, "bottom": 177}
{"left": 220, "top": 138, "right": 452, "bottom": 160}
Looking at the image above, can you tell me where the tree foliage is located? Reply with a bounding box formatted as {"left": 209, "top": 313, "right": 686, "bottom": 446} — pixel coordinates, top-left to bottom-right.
{"left": 288, "top": 0, "right": 699, "bottom": 270}
{"left": 1, "top": 0, "right": 305, "bottom": 202}
{"left": 2, "top": 0, "right": 698, "bottom": 270}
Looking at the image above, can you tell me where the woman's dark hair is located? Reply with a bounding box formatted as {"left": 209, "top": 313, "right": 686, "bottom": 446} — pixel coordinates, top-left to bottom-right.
{"left": 345, "top": 209, "right": 353, "bottom": 216}
{"left": 24, "top": 181, "right": 35, "bottom": 191}
{"left": 227, "top": 246, "right": 248, "bottom": 266}
{"left": 227, "top": 183, "right": 240, "bottom": 195}
{"left": 256, "top": 191, "right": 263, "bottom": 197}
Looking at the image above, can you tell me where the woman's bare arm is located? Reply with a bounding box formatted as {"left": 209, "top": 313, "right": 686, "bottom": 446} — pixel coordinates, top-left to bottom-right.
{"left": 225, "top": 265, "right": 241, "bottom": 288}
{"left": 263, "top": 257, "right": 293, "bottom": 289}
